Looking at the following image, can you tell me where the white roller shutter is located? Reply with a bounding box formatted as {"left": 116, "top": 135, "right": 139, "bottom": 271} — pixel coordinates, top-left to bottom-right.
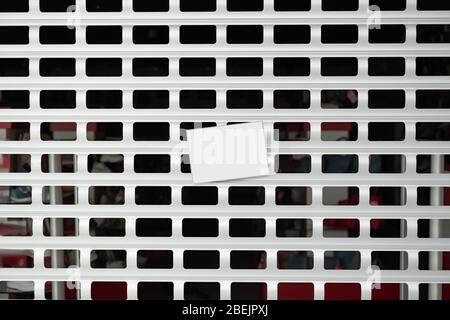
{"left": 0, "top": 0, "right": 449, "bottom": 300}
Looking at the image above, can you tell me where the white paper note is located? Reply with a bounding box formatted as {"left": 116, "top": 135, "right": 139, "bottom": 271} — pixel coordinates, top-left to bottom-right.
{"left": 187, "top": 122, "right": 270, "bottom": 184}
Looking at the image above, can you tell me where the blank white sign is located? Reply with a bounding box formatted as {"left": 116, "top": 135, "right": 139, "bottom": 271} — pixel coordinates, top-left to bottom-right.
{"left": 187, "top": 122, "right": 270, "bottom": 184}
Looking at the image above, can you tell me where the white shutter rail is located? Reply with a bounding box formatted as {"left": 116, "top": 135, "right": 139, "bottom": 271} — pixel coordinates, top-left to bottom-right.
{"left": 0, "top": 0, "right": 449, "bottom": 301}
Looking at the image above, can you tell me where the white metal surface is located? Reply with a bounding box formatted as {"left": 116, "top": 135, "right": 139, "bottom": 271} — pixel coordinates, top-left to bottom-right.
{"left": 0, "top": 0, "right": 450, "bottom": 300}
